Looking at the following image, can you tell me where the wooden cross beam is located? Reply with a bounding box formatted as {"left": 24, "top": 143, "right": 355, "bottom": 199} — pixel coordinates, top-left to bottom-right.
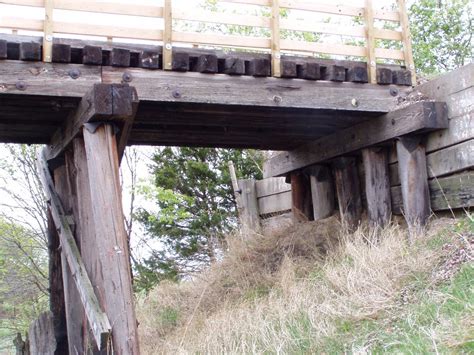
{"left": 263, "top": 101, "right": 448, "bottom": 178}
{"left": 45, "top": 83, "right": 139, "bottom": 163}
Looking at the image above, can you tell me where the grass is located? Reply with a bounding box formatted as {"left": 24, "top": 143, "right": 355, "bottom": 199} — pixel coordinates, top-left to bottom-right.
{"left": 136, "top": 215, "right": 473, "bottom": 354}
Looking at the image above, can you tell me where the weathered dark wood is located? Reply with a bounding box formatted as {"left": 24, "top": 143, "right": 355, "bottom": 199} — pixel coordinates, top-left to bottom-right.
{"left": 280, "top": 60, "right": 297, "bottom": 78}
{"left": 347, "top": 66, "right": 368, "bottom": 83}
{"left": 264, "top": 102, "right": 448, "bottom": 177}
{"left": 83, "top": 45, "right": 103, "bottom": 65}
{"left": 396, "top": 136, "right": 431, "bottom": 229}
{"left": 332, "top": 157, "right": 362, "bottom": 230}
{"left": 238, "top": 179, "right": 261, "bottom": 234}
{"left": 47, "top": 209, "right": 68, "bottom": 355}
{"left": 323, "top": 65, "right": 346, "bottom": 81}
{"left": 139, "top": 50, "right": 161, "bottom": 69}
{"left": 376, "top": 68, "right": 393, "bottom": 85}
{"left": 223, "top": 57, "right": 245, "bottom": 75}
{"left": 83, "top": 124, "right": 139, "bottom": 354}
{"left": 28, "top": 312, "right": 56, "bottom": 355}
{"left": 297, "top": 62, "right": 320, "bottom": 80}
{"left": 248, "top": 58, "right": 271, "bottom": 77}
{"left": 13, "top": 333, "right": 27, "bottom": 355}
{"left": 52, "top": 44, "right": 71, "bottom": 63}
{"left": 362, "top": 147, "right": 392, "bottom": 227}
{"left": 0, "top": 40, "right": 7, "bottom": 59}
{"left": 392, "top": 69, "right": 412, "bottom": 86}
{"left": 196, "top": 54, "right": 218, "bottom": 73}
{"left": 19, "top": 42, "right": 41, "bottom": 61}
{"left": 306, "top": 165, "right": 335, "bottom": 220}
{"left": 290, "top": 171, "right": 313, "bottom": 221}
{"left": 172, "top": 52, "right": 190, "bottom": 71}
{"left": 110, "top": 48, "right": 131, "bottom": 67}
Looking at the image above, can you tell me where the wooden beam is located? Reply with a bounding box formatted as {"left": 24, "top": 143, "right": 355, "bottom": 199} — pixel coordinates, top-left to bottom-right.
{"left": 263, "top": 101, "right": 448, "bottom": 177}
{"left": 163, "top": 0, "right": 172, "bottom": 70}
{"left": 82, "top": 124, "right": 140, "bottom": 354}
{"left": 271, "top": 0, "right": 281, "bottom": 77}
{"left": 37, "top": 150, "right": 112, "bottom": 350}
{"left": 306, "top": 165, "right": 335, "bottom": 220}
{"left": 362, "top": 147, "right": 392, "bottom": 227}
{"left": 397, "top": 0, "right": 416, "bottom": 86}
{"left": 332, "top": 157, "right": 362, "bottom": 230}
{"left": 290, "top": 171, "right": 313, "bottom": 222}
{"left": 238, "top": 179, "right": 261, "bottom": 234}
{"left": 45, "top": 83, "right": 138, "bottom": 162}
{"left": 396, "top": 136, "right": 431, "bottom": 231}
{"left": 42, "top": 0, "right": 54, "bottom": 62}
{"left": 364, "top": 0, "right": 376, "bottom": 84}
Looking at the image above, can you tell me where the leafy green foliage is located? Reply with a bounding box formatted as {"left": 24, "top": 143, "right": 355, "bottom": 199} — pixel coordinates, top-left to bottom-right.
{"left": 409, "top": 0, "right": 473, "bottom": 76}
{"left": 135, "top": 148, "right": 263, "bottom": 290}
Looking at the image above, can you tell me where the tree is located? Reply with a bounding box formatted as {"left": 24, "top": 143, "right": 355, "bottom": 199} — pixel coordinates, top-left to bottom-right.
{"left": 409, "top": 0, "right": 473, "bottom": 76}
{"left": 135, "top": 148, "right": 263, "bottom": 289}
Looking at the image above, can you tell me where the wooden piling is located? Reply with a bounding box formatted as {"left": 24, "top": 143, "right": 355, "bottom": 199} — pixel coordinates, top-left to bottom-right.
{"left": 238, "top": 179, "right": 261, "bottom": 234}
{"left": 362, "top": 147, "right": 392, "bottom": 227}
{"left": 306, "top": 165, "right": 335, "bottom": 220}
{"left": 290, "top": 171, "right": 313, "bottom": 222}
{"left": 332, "top": 157, "right": 362, "bottom": 230}
{"left": 396, "top": 136, "right": 431, "bottom": 231}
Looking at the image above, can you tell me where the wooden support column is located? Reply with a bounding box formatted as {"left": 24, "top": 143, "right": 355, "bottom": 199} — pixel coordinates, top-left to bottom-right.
{"left": 396, "top": 136, "right": 431, "bottom": 231}
{"left": 83, "top": 124, "right": 139, "bottom": 354}
{"left": 43, "top": 0, "right": 54, "bottom": 62}
{"left": 306, "top": 165, "right": 335, "bottom": 221}
{"left": 238, "top": 179, "right": 261, "bottom": 234}
{"left": 332, "top": 157, "right": 362, "bottom": 230}
{"left": 46, "top": 209, "right": 68, "bottom": 355}
{"left": 271, "top": 0, "right": 281, "bottom": 77}
{"left": 362, "top": 147, "right": 392, "bottom": 227}
{"left": 397, "top": 0, "right": 416, "bottom": 85}
{"left": 364, "top": 0, "right": 376, "bottom": 83}
{"left": 163, "top": 0, "right": 173, "bottom": 70}
{"left": 290, "top": 171, "right": 313, "bottom": 222}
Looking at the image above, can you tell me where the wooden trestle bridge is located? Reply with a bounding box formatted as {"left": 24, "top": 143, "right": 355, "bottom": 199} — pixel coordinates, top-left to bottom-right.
{"left": 1, "top": 0, "right": 471, "bottom": 354}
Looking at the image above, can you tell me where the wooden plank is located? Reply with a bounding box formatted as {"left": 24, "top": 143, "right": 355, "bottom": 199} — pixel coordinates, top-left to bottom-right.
{"left": 163, "top": 0, "right": 173, "bottom": 70}
{"left": 37, "top": 151, "right": 111, "bottom": 350}
{"left": 82, "top": 124, "right": 139, "bottom": 354}
{"left": 256, "top": 177, "right": 290, "bottom": 198}
{"left": 43, "top": 0, "right": 54, "bottom": 63}
{"left": 307, "top": 165, "right": 335, "bottom": 221}
{"left": 391, "top": 171, "right": 474, "bottom": 213}
{"left": 396, "top": 136, "right": 430, "bottom": 229}
{"left": 365, "top": 0, "right": 376, "bottom": 83}
{"left": 238, "top": 179, "right": 261, "bottom": 233}
{"left": 102, "top": 67, "right": 408, "bottom": 111}
{"left": 362, "top": 147, "right": 391, "bottom": 227}
{"left": 397, "top": 0, "right": 416, "bottom": 85}
{"left": 416, "top": 63, "right": 473, "bottom": 99}
{"left": 28, "top": 312, "right": 56, "bottom": 354}
{"left": 271, "top": 0, "right": 281, "bottom": 77}
{"left": 291, "top": 170, "right": 313, "bottom": 221}
{"left": 332, "top": 157, "right": 362, "bottom": 230}
{"left": 258, "top": 190, "right": 292, "bottom": 215}
{"left": 264, "top": 101, "right": 448, "bottom": 177}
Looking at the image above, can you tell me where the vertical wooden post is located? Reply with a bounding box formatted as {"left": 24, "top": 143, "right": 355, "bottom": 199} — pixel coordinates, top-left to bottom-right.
{"left": 364, "top": 0, "right": 376, "bottom": 83}
{"left": 83, "top": 124, "right": 139, "bottom": 354}
{"left": 306, "top": 165, "right": 335, "bottom": 221}
{"left": 53, "top": 164, "right": 85, "bottom": 355}
{"left": 238, "top": 179, "right": 261, "bottom": 234}
{"left": 397, "top": 0, "right": 416, "bottom": 85}
{"left": 332, "top": 157, "right": 362, "bottom": 230}
{"left": 290, "top": 171, "right": 313, "bottom": 222}
{"left": 396, "top": 136, "right": 431, "bottom": 231}
{"left": 163, "top": 0, "right": 173, "bottom": 70}
{"left": 271, "top": 0, "right": 281, "bottom": 77}
{"left": 46, "top": 209, "right": 68, "bottom": 354}
{"left": 43, "top": 0, "right": 54, "bottom": 62}
{"left": 362, "top": 147, "right": 392, "bottom": 227}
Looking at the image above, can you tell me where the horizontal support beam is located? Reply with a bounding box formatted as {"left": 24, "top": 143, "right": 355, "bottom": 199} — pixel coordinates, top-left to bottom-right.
{"left": 36, "top": 150, "right": 111, "bottom": 350}
{"left": 263, "top": 101, "right": 448, "bottom": 177}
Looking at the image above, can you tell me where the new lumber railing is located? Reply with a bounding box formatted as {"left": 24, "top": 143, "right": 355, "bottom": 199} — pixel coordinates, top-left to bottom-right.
{"left": 0, "top": 0, "right": 415, "bottom": 82}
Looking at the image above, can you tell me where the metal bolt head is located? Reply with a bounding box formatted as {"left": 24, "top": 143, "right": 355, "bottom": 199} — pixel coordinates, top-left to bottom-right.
{"left": 389, "top": 87, "right": 399, "bottom": 97}
{"left": 273, "top": 95, "right": 282, "bottom": 104}
{"left": 274, "top": 52, "right": 281, "bottom": 59}
{"left": 351, "top": 98, "right": 359, "bottom": 107}
{"left": 172, "top": 89, "right": 181, "bottom": 99}
{"left": 165, "top": 43, "right": 172, "bottom": 50}
{"left": 122, "top": 72, "right": 132, "bottom": 83}
{"left": 46, "top": 35, "right": 53, "bottom": 42}
{"left": 15, "top": 81, "right": 27, "bottom": 91}
{"left": 68, "top": 69, "right": 81, "bottom": 80}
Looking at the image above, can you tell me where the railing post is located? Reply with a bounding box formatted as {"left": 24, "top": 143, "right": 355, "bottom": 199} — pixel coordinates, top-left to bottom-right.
{"left": 163, "top": 0, "right": 173, "bottom": 70}
{"left": 397, "top": 0, "right": 416, "bottom": 85}
{"left": 43, "top": 0, "right": 54, "bottom": 62}
{"left": 271, "top": 0, "right": 281, "bottom": 77}
{"left": 364, "top": 0, "right": 376, "bottom": 83}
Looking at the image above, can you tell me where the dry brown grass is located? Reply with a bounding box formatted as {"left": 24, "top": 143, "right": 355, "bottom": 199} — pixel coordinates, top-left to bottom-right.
{"left": 136, "top": 216, "right": 463, "bottom": 354}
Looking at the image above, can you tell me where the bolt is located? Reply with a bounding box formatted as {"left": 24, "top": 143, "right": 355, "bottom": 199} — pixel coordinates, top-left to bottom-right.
{"left": 172, "top": 89, "right": 181, "bottom": 99}
{"left": 273, "top": 95, "right": 282, "bottom": 103}
{"left": 351, "top": 98, "right": 359, "bottom": 107}
{"left": 389, "top": 87, "right": 399, "bottom": 97}
{"left": 15, "top": 81, "right": 27, "bottom": 91}
{"left": 68, "top": 69, "right": 81, "bottom": 79}
{"left": 122, "top": 72, "right": 132, "bottom": 83}
{"left": 46, "top": 35, "right": 53, "bottom": 42}
{"left": 165, "top": 43, "right": 172, "bottom": 50}
{"left": 274, "top": 52, "right": 281, "bottom": 59}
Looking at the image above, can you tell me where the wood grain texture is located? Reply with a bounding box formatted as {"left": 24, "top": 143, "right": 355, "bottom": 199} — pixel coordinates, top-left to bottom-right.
{"left": 256, "top": 177, "right": 291, "bottom": 198}
{"left": 264, "top": 101, "right": 448, "bottom": 177}
{"left": 291, "top": 171, "right": 313, "bottom": 221}
{"left": 238, "top": 179, "right": 261, "bottom": 233}
{"left": 28, "top": 312, "right": 56, "bottom": 355}
{"left": 307, "top": 165, "right": 335, "bottom": 221}
{"left": 83, "top": 124, "right": 139, "bottom": 355}
{"left": 258, "top": 190, "right": 292, "bottom": 215}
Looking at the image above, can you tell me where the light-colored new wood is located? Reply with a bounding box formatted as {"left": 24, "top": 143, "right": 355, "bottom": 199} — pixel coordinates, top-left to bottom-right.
{"left": 271, "top": 0, "right": 281, "bottom": 77}
{"left": 37, "top": 150, "right": 111, "bottom": 350}
{"left": 163, "top": 0, "right": 173, "bottom": 70}
{"left": 365, "top": 0, "right": 376, "bottom": 83}
{"left": 397, "top": 0, "right": 416, "bottom": 85}
{"left": 307, "top": 165, "right": 335, "bottom": 221}
{"left": 173, "top": 31, "right": 270, "bottom": 49}
{"left": 83, "top": 124, "right": 139, "bottom": 354}
{"left": 174, "top": 8, "right": 269, "bottom": 28}
{"left": 42, "top": 0, "right": 53, "bottom": 63}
